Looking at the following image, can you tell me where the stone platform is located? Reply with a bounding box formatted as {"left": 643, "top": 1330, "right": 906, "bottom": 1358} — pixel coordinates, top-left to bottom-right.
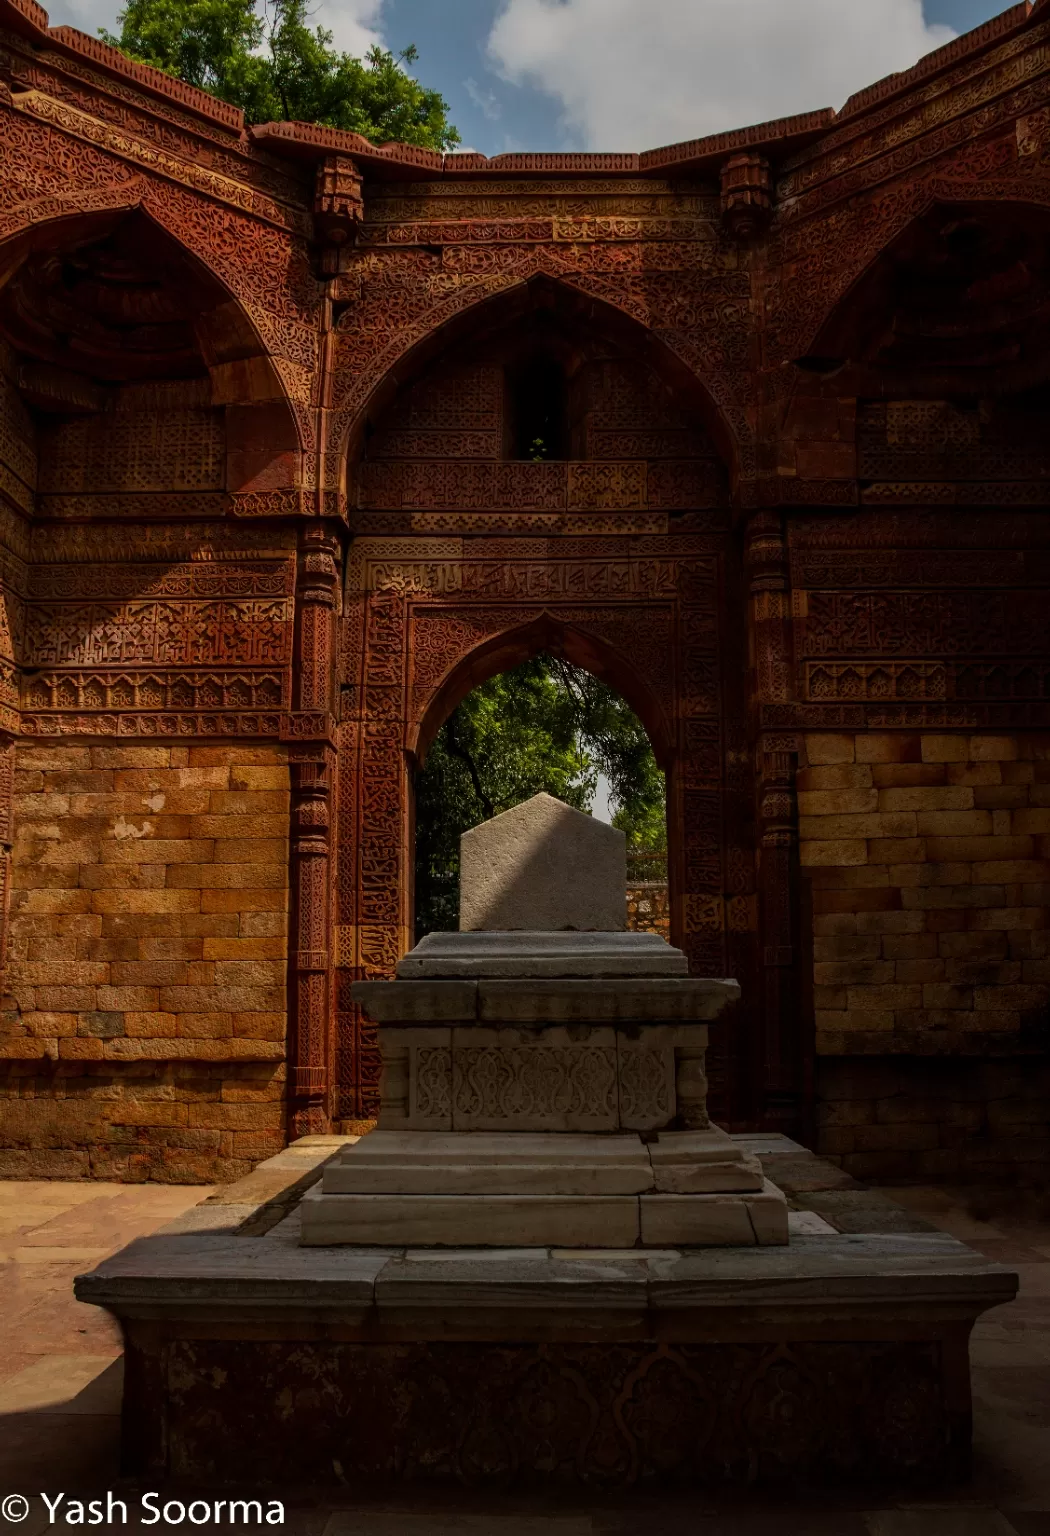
{"left": 300, "top": 1128, "right": 787, "bottom": 1247}
{"left": 74, "top": 1135, "right": 1018, "bottom": 1489}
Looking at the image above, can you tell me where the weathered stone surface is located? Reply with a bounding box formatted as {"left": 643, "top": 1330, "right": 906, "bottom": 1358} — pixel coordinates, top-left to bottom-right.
{"left": 396, "top": 930, "right": 687, "bottom": 980}
{"left": 2, "top": 742, "right": 292, "bottom": 1183}
{"left": 459, "top": 794, "right": 626, "bottom": 932}
{"left": 639, "top": 1193, "right": 757, "bottom": 1247}
{"left": 449, "top": 1025, "right": 620, "bottom": 1132}
{"left": 320, "top": 1131, "right": 656, "bottom": 1196}
{"left": 370, "top": 1022, "right": 711, "bottom": 1134}
{"left": 72, "top": 1135, "right": 1018, "bottom": 1483}
{"left": 300, "top": 1186, "right": 643, "bottom": 1248}
{"left": 305, "top": 1128, "right": 777, "bottom": 1245}
{"left": 648, "top": 1129, "right": 765, "bottom": 1193}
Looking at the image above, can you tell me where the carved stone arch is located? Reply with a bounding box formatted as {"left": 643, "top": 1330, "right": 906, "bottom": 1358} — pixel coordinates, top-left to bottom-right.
{"left": 0, "top": 194, "right": 307, "bottom": 482}
{"left": 334, "top": 531, "right": 751, "bottom": 1126}
{"left": 0, "top": 182, "right": 150, "bottom": 255}
{"left": 410, "top": 609, "right": 674, "bottom": 769}
{"left": 776, "top": 181, "right": 1050, "bottom": 372}
{"left": 335, "top": 266, "right": 746, "bottom": 487}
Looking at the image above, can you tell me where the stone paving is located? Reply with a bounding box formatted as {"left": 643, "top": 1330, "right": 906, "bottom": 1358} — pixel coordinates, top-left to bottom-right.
{"left": 0, "top": 1176, "right": 1048, "bottom": 1535}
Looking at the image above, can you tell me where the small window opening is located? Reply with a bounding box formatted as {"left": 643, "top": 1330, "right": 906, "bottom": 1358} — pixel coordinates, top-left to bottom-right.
{"left": 506, "top": 355, "right": 568, "bottom": 460}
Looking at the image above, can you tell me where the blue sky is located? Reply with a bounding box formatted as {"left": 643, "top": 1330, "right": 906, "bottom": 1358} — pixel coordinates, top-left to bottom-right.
{"left": 378, "top": 0, "right": 1010, "bottom": 154}
{"left": 47, "top": 0, "right": 1016, "bottom": 154}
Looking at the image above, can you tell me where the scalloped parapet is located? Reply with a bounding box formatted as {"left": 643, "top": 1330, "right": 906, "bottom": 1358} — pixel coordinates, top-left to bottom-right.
{"left": 0, "top": 0, "right": 1036, "bottom": 181}
{"left": 44, "top": 25, "right": 246, "bottom": 129}
{"left": 837, "top": 1, "right": 1031, "bottom": 120}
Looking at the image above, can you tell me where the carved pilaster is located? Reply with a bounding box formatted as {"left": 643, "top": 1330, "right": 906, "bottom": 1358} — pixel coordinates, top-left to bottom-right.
{"left": 746, "top": 512, "right": 792, "bottom": 706}
{"left": 288, "top": 528, "right": 340, "bottom": 1135}
{"left": 675, "top": 1045, "right": 710, "bottom": 1131}
{"left": 746, "top": 513, "right": 805, "bottom": 1135}
{"left": 0, "top": 734, "right": 13, "bottom": 988}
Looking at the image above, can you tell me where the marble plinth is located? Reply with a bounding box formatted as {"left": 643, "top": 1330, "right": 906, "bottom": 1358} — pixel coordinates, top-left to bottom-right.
{"left": 395, "top": 930, "right": 691, "bottom": 978}
{"left": 345, "top": 930, "right": 764, "bottom": 1245}
{"left": 73, "top": 1140, "right": 1019, "bottom": 1488}
{"left": 358, "top": 938, "right": 737, "bottom": 1138}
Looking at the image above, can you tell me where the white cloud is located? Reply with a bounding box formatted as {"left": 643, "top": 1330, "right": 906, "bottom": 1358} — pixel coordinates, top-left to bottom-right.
{"left": 465, "top": 75, "right": 503, "bottom": 121}
{"left": 42, "top": 0, "right": 386, "bottom": 56}
{"left": 310, "top": 0, "right": 385, "bottom": 58}
{"left": 487, "top": 0, "right": 956, "bottom": 151}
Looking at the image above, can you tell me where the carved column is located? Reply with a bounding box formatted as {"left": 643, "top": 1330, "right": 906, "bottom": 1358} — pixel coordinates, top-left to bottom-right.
{"left": 746, "top": 512, "right": 805, "bottom": 1135}
{"left": 288, "top": 527, "right": 340, "bottom": 1136}
{"left": 0, "top": 735, "right": 13, "bottom": 990}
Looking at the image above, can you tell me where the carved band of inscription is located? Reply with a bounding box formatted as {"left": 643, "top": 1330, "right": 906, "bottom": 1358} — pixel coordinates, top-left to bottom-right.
{"left": 18, "top": 710, "right": 288, "bottom": 737}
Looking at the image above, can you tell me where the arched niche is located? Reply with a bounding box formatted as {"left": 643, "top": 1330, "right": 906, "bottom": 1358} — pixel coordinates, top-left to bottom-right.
{"left": 784, "top": 199, "right": 1050, "bottom": 493}
{"left": 411, "top": 622, "right": 669, "bottom": 941}
{"left": 0, "top": 204, "right": 302, "bottom": 513}
{"left": 798, "top": 199, "right": 1050, "bottom": 396}
{"left": 343, "top": 274, "right": 735, "bottom": 512}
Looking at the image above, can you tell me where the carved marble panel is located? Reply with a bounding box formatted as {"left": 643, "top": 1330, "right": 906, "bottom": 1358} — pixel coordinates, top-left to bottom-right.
{"left": 450, "top": 1027, "right": 619, "bottom": 1133}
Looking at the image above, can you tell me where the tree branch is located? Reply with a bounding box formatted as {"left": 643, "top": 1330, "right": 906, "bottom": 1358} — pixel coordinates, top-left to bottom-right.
{"left": 446, "top": 712, "right": 495, "bottom": 820}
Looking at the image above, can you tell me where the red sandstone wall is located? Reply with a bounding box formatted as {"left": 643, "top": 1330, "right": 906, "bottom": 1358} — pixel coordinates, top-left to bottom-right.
{"left": 0, "top": 742, "right": 289, "bottom": 1181}
{"left": 799, "top": 730, "right": 1050, "bottom": 1179}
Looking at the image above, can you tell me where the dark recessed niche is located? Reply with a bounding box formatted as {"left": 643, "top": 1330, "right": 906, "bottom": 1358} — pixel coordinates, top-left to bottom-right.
{"left": 505, "top": 354, "right": 568, "bottom": 460}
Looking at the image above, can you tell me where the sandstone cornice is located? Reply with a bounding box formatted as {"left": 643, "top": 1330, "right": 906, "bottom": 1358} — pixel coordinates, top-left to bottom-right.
{"left": 1, "top": 0, "right": 1044, "bottom": 198}
{"left": 6, "top": 88, "right": 309, "bottom": 233}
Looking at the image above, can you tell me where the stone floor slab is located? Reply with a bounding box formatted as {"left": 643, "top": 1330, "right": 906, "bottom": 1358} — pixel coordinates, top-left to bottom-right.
{"left": 864, "top": 1510, "right": 1019, "bottom": 1534}
{"left": 0, "top": 1354, "right": 122, "bottom": 1414}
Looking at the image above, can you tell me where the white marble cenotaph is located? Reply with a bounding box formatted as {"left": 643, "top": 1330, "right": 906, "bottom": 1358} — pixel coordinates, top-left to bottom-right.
{"left": 301, "top": 793, "right": 789, "bottom": 1247}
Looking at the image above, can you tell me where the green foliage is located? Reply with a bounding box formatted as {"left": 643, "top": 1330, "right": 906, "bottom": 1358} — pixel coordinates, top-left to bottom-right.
{"left": 101, "top": 0, "right": 460, "bottom": 148}
{"left": 414, "top": 656, "right": 666, "bottom": 938}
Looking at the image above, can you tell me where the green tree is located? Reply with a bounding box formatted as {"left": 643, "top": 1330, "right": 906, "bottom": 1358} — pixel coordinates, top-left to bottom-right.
{"left": 414, "top": 657, "right": 666, "bottom": 938}
{"left": 101, "top": 0, "right": 460, "bottom": 148}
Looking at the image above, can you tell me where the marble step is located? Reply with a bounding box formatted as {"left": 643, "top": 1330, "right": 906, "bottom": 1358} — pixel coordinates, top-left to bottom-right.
{"left": 318, "top": 1129, "right": 765, "bottom": 1198}
{"left": 299, "top": 1181, "right": 789, "bottom": 1248}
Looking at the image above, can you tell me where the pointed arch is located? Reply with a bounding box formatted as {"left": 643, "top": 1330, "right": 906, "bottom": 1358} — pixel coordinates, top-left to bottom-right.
{"left": 0, "top": 190, "right": 307, "bottom": 457}
{"left": 784, "top": 181, "right": 1050, "bottom": 367}
{"left": 336, "top": 268, "right": 745, "bottom": 485}
{"left": 411, "top": 610, "right": 673, "bottom": 770}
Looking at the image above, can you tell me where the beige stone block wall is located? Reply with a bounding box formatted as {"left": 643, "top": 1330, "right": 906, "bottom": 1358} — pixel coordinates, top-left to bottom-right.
{"left": 815, "top": 1056, "right": 1050, "bottom": 1184}
{"left": 0, "top": 742, "right": 290, "bottom": 1181}
{"left": 799, "top": 731, "right": 1050, "bottom": 1179}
